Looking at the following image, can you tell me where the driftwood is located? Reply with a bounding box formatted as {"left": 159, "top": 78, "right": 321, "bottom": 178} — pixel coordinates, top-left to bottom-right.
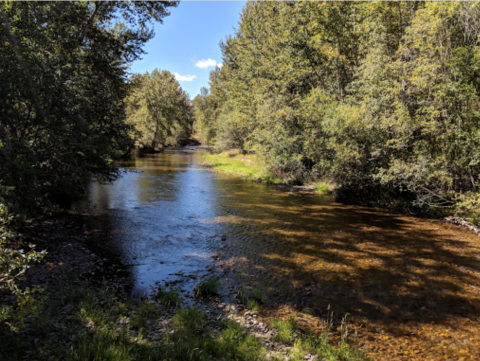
{"left": 445, "top": 216, "right": 480, "bottom": 235}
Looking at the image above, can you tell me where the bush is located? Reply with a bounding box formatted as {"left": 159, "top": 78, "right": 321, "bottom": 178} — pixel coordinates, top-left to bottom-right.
{"left": 0, "top": 203, "right": 46, "bottom": 329}
{"left": 314, "top": 182, "right": 332, "bottom": 195}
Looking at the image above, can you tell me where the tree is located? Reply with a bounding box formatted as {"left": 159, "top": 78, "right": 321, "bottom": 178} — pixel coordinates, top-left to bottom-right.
{"left": 193, "top": 67, "right": 225, "bottom": 144}
{"left": 0, "top": 1, "right": 177, "bottom": 216}
{"left": 126, "top": 69, "right": 194, "bottom": 149}
{"left": 204, "top": 1, "right": 480, "bottom": 217}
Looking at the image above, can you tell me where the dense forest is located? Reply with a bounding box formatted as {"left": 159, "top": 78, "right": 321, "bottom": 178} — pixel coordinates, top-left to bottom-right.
{"left": 194, "top": 1, "right": 480, "bottom": 219}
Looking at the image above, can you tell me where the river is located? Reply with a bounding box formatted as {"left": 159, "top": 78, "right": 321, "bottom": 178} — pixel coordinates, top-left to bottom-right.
{"left": 73, "top": 148, "right": 480, "bottom": 360}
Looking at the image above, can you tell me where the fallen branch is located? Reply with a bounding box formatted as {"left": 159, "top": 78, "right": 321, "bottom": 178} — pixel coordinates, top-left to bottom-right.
{"left": 445, "top": 216, "right": 480, "bottom": 235}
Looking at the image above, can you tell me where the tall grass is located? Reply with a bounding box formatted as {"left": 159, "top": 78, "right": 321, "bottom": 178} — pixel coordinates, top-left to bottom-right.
{"left": 193, "top": 276, "right": 221, "bottom": 298}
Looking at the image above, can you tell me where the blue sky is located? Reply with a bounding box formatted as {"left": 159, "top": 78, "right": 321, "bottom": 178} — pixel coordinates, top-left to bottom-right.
{"left": 129, "top": 1, "right": 246, "bottom": 99}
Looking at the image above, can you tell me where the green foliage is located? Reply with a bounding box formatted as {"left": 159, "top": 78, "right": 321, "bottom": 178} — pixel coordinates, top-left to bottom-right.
{"left": 314, "top": 182, "right": 332, "bottom": 195}
{"left": 204, "top": 152, "right": 281, "bottom": 183}
{"left": 126, "top": 69, "right": 194, "bottom": 150}
{"left": 193, "top": 67, "right": 225, "bottom": 144}
{"left": 235, "top": 287, "right": 265, "bottom": 314}
{"left": 171, "top": 307, "right": 205, "bottom": 334}
{"left": 246, "top": 299, "right": 259, "bottom": 314}
{"left": 0, "top": 278, "right": 365, "bottom": 361}
{"left": 249, "top": 288, "right": 266, "bottom": 304}
{"left": 455, "top": 192, "right": 480, "bottom": 224}
{"left": 129, "top": 300, "right": 161, "bottom": 331}
{"left": 0, "top": 203, "right": 45, "bottom": 329}
{"left": 193, "top": 276, "right": 221, "bottom": 298}
{"left": 154, "top": 288, "right": 182, "bottom": 308}
{"left": 270, "top": 317, "right": 298, "bottom": 344}
{"left": 0, "top": 1, "right": 177, "bottom": 216}
{"left": 201, "top": 1, "right": 480, "bottom": 215}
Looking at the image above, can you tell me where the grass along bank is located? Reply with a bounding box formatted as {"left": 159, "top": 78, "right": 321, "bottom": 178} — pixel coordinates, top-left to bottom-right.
{"left": 203, "top": 150, "right": 332, "bottom": 195}
{"left": 1, "top": 274, "right": 367, "bottom": 361}
{"left": 0, "top": 216, "right": 366, "bottom": 361}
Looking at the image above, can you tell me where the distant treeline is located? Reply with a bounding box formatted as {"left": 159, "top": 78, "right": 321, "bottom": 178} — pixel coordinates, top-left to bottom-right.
{"left": 194, "top": 1, "right": 480, "bottom": 218}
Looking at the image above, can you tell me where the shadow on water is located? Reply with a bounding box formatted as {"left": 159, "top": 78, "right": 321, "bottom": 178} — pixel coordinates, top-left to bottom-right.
{"left": 74, "top": 149, "right": 480, "bottom": 359}
{"left": 211, "top": 187, "right": 480, "bottom": 359}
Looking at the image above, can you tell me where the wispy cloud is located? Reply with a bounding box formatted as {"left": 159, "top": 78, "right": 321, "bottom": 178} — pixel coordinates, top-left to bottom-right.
{"left": 195, "top": 58, "right": 223, "bottom": 69}
{"left": 173, "top": 72, "right": 197, "bottom": 82}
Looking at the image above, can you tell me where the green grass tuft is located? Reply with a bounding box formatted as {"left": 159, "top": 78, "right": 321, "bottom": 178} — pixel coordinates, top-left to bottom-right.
{"left": 130, "top": 300, "right": 161, "bottom": 331}
{"left": 171, "top": 307, "right": 205, "bottom": 333}
{"left": 270, "top": 317, "right": 298, "bottom": 344}
{"left": 154, "top": 288, "right": 182, "bottom": 308}
{"left": 246, "top": 299, "right": 260, "bottom": 313}
{"left": 250, "top": 288, "right": 266, "bottom": 304}
{"left": 194, "top": 276, "right": 221, "bottom": 298}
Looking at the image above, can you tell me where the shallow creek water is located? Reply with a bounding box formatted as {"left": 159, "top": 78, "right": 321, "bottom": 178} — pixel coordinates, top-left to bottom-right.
{"left": 74, "top": 149, "right": 480, "bottom": 360}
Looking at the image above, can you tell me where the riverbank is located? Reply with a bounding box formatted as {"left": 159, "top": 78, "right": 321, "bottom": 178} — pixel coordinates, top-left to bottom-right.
{"left": 203, "top": 150, "right": 332, "bottom": 195}
{"left": 0, "top": 213, "right": 367, "bottom": 361}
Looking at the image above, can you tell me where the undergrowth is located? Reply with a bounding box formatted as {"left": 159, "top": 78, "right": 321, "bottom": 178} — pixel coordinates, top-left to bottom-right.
{"left": 0, "top": 275, "right": 367, "bottom": 361}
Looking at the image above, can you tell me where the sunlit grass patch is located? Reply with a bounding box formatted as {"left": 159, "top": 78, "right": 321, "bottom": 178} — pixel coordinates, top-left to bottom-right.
{"left": 171, "top": 307, "right": 205, "bottom": 333}
{"left": 193, "top": 276, "right": 221, "bottom": 298}
{"left": 216, "top": 320, "right": 269, "bottom": 360}
{"left": 246, "top": 299, "right": 260, "bottom": 313}
{"left": 314, "top": 181, "right": 332, "bottom": 195}
{"left": 204, "top": 152, "right": 281, "bottom": 183}
{"left": 270, "top": 317, "right": 298, "bottom": 344}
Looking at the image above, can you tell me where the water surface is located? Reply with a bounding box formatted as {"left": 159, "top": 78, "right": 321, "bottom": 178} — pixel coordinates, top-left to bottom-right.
{"left": 74, "top": 149, "right": 480, "bottom": 360}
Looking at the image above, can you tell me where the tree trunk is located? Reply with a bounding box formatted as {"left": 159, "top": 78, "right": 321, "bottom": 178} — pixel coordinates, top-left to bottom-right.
{"left": 151, "top": 118, "right": 159, "bottom": 149}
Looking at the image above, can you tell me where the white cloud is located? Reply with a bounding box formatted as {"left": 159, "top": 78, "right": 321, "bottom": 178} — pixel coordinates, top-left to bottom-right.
{"left": 195, "top": 58, "right": 223, "bottom": 69}
{"left": 173, "top": 72, "right": 197, "bottom": 82}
